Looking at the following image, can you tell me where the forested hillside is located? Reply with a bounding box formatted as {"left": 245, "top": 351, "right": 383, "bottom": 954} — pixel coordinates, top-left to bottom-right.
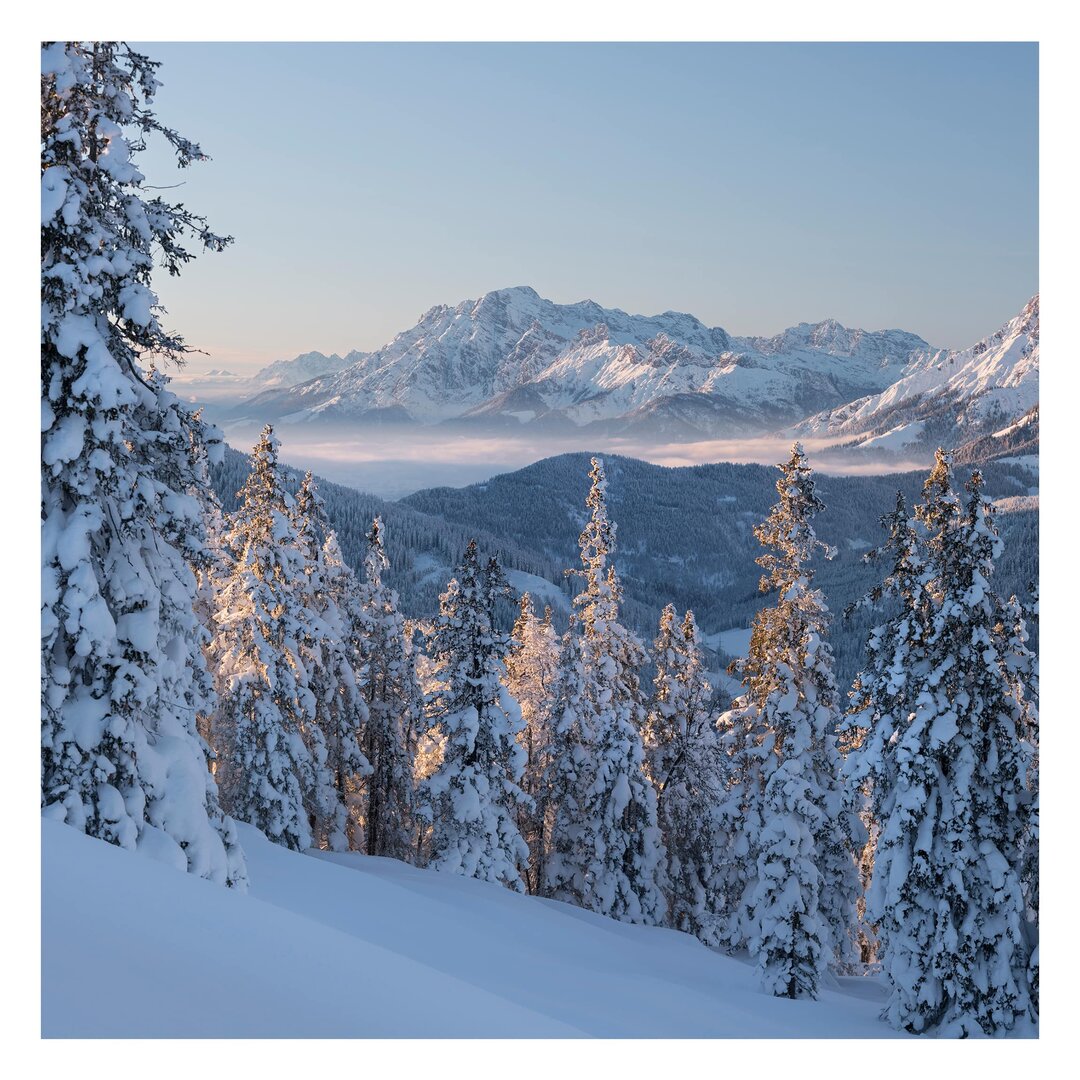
{"left": 212, "top": 445, "right": 1037, "bottom": 695}
{"left": 400, "top": 452, "right": 1039, "bottom": 687}
{"left": 210, "top": 445, "right": 564, "bottom": 622}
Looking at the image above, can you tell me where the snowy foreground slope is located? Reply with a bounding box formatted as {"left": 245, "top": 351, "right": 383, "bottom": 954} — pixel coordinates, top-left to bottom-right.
{"left": 43, "top": 820, "right": 901, "bottom": 1039}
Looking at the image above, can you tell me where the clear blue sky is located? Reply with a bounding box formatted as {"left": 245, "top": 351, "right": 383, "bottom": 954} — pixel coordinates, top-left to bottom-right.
{"left": 134, "top": 42, "right": 1038, "bottom": 372}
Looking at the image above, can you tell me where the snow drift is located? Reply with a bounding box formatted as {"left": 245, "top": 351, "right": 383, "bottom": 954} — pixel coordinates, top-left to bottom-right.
{"left": 42, "top": 819, "right": 903, "bottom": 1038}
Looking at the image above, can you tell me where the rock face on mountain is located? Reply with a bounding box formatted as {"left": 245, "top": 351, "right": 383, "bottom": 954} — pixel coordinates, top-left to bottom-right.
{"left": 233, "top": 286, "right": 939, "bottom": 435}
{"left": 795, "top": 296, "right": 1039, "bottom": 457}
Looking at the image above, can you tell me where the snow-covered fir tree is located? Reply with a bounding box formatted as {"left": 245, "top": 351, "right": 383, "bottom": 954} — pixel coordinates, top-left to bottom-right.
{"left": 715, "top": 443, "right": 859, "bottom": 997}
{"left": 504, "top": 593, "right": 561, "bottom": 894}
{"left": 645, "top": 605, "right": 727, "bottom": 943}
{"left": 541, "top": 627, "right": 594, "bottom": 905}
{"left": 1005, "top": 584, "right": 1039, "bottom": 1006}
{"left": 543, "top": 458, "right": 666, "bottom": 925}
{"left": 208, "top": 428, "right": 321, "bottom": 851}
{"left": 292, "top": 473, "right": 371, "bottom": 851}
{"left": 423, "top": 543, "right": 530, "bottom": 888}
{"left": 40, "top": 41, "right": 246, "bottom": 886}
{"left": 352, "top": 516, "right": 420, "bottom": 861}
{"left": 856, "top": 450, "right": 1035, "bottom": 1035}
{"left": 842, "top": 491, "right": 927, "bottom": 965}
{"left": 1000, "top": 587, "right": 1039, "bottom": 1010}
{"left": 187, "top": 414, "right": 235, "bottom": 747}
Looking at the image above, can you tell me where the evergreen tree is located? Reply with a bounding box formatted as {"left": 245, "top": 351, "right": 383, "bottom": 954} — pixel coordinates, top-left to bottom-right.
{"left": 187, "top": 410, "right": 236, "bottom": 751}
{"left": 424, "top": 543, "right": 530, "bottom": 888}
{"left": 645, "top": 605, "right": 727, "bottom": 943}
{"left": 504, "top": 593, "right": 561, "bottom": 894}
{"left": 543, "top": 458, "right": 666, "bottom": 925}
{"left": 715, "top": 443, "right": 859, "bottom": 997}
{"left": 209, "top": 428, "right": 319, "bottom": 851}
{"left": 353, "top": 517, "right": 420, "bottom": 861}
{"left": 1004, "top": 585, "right": 1039, "bottom": 1006}
{"left": 292, "top": 473, "right": 371, "bottom": 851}
{"left": 858, "top": 450, "right": 1035, "bottom": 1035}
{"left": 40, "top": 41, "right": 245, "bottom": 886}
{"left": 843, "top": 491, "right": 927, "bottom": 965}
{"left": 541, "top": 628, "right": 596, "bottom": 906}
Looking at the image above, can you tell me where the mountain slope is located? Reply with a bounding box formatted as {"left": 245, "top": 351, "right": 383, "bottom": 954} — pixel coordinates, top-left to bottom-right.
{"left": 795, "top": 296, "right": 1039, "bottom": 457}
{"left": 43, "top": 819, "right": 907, "bottom": 1037}
{"left": 209, "top": 445, "right": 564, "bottom": 621}
{"left": 232, "top": 286, "right": 937, "bottom": 436}
{"left": 249, "top": 349, "right": 368, "bottom": 389}
{"left": 399, "top": 451, "right": 1038, "bottom": 685}
{"left": 210, "top": 447, "right": 1036, "bottom": 694}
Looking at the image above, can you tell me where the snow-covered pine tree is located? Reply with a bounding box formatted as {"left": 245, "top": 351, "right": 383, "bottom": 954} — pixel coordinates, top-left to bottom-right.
{"left": 504, "top": 593, "right": 561, "bottom": 894}
{"left": 292, "top": 473, "right": 371, "bottom": 851}
{"left": 544, "top": 458, "right": 666, "bottom": 925}
{"left": 713, "top": 704, "right": 766, "bottom": 951}
{"left": 842, "top": 491, "right": 927, "bottom": 965}
{"left": 1000, "top": 588, "right": 1039, "bottom": 1010}
{"left": 409, "top": 616, "right": 446, "bottom": 862}
{"left": 41, "top": 41, "right": 246, "bottom": 886}
{"left": 715, "top": 443, "right": 859, "bottom": 997}
{"left": 645, "top": 605, "right": 726, "bottom": 943}
{"left": 352, "top": 516, "right": 420, "bottom": 861}
{"left": 863, "top": 450, "right": 1035, "bottom": 1035}
{"left": 187, "top": 414, "right": 235, "bottom": 748}
{"left": 541, "top": 626, "right": 595, "bottom": 906}
{"left": 209, "top": 427, "right": 320, "bottom": 851}
{"left": 424, "top": 542, "right": 530, "bottom": 888}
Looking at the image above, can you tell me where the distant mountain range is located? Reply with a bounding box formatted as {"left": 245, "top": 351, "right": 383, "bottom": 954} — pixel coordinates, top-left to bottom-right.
{"left": 249, "top": 350, "right": 364, "bottom": 389}
{"left": 230, "top": 287, "right": 1038, "bottom": 459}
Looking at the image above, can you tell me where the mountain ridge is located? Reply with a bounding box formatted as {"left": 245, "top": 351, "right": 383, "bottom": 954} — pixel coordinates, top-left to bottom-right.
{"left": 234, "top": 286, "right": 943, "bottom": 435}
{"left": 796, "top": 295, "right": 1039, "bottom": 458}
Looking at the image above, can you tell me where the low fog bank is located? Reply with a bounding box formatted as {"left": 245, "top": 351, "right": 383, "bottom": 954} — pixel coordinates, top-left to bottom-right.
{"left": 216, "top": 420, "right": 935, "bottom": 500}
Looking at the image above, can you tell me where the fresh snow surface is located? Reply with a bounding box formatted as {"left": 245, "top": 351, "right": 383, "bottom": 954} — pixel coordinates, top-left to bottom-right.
{"left": 852, "top": 421, "right": 927, "bottom": 452}
{"left": 505, "top": 569, "right": 572, "bottom": 614}
{"left": 42, "top": 819, "right": 903, "bottom": 1038}
{"left": 704, "top": 627, "right": 753, "bottom": 661}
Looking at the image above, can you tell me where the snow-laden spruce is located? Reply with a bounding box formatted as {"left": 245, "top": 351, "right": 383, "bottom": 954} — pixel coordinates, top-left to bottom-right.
{"left": 504, "top": 593, "right": 561, "bottom": 894}
{"left": 291, "top": 474, "right": 372, "bottom": 851}
{"left": 352, "top": 517, "right": 420, "bottom": 861}
{"left": 40, "top": 41, "right": 245, "bottom": 886}
{"left": 715, "top": 443, "right": 859, "bottom": 997}
{"left": 644, "top": 605, "right": 727, "bottom": 944}
{"left": 842, "top": 491, "right": 927, "bottom": 965}
{"left": 208, "top": 428, "right": 323, "bottom": 851}
{"left": 188, "top": 421, "right": 235, "bottom": 745}
{"left": 852, "top": 450, "right": 1037, "bottom": 1036}
{"left": 1003, "top": 586, "right": 1039, "bottom": 1007}
{"left": 543, "top": 458, "right": 667, "bottom": 925}
{"left": 424, "top": 543, "right": 530, "bottom": 888}
{"left": 541, "top": 628, "right": 594, "bottom": 904}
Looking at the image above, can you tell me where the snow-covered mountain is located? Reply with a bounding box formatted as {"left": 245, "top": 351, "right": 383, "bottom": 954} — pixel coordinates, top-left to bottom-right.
{"left": 250, "top": 349, "right": 367, "bottom": 389}
{"left": 794, "top": 296, "right": 1039, "bottom": 457}
{"left": 233, "top": 286, "right": 938, "bottom": 435}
